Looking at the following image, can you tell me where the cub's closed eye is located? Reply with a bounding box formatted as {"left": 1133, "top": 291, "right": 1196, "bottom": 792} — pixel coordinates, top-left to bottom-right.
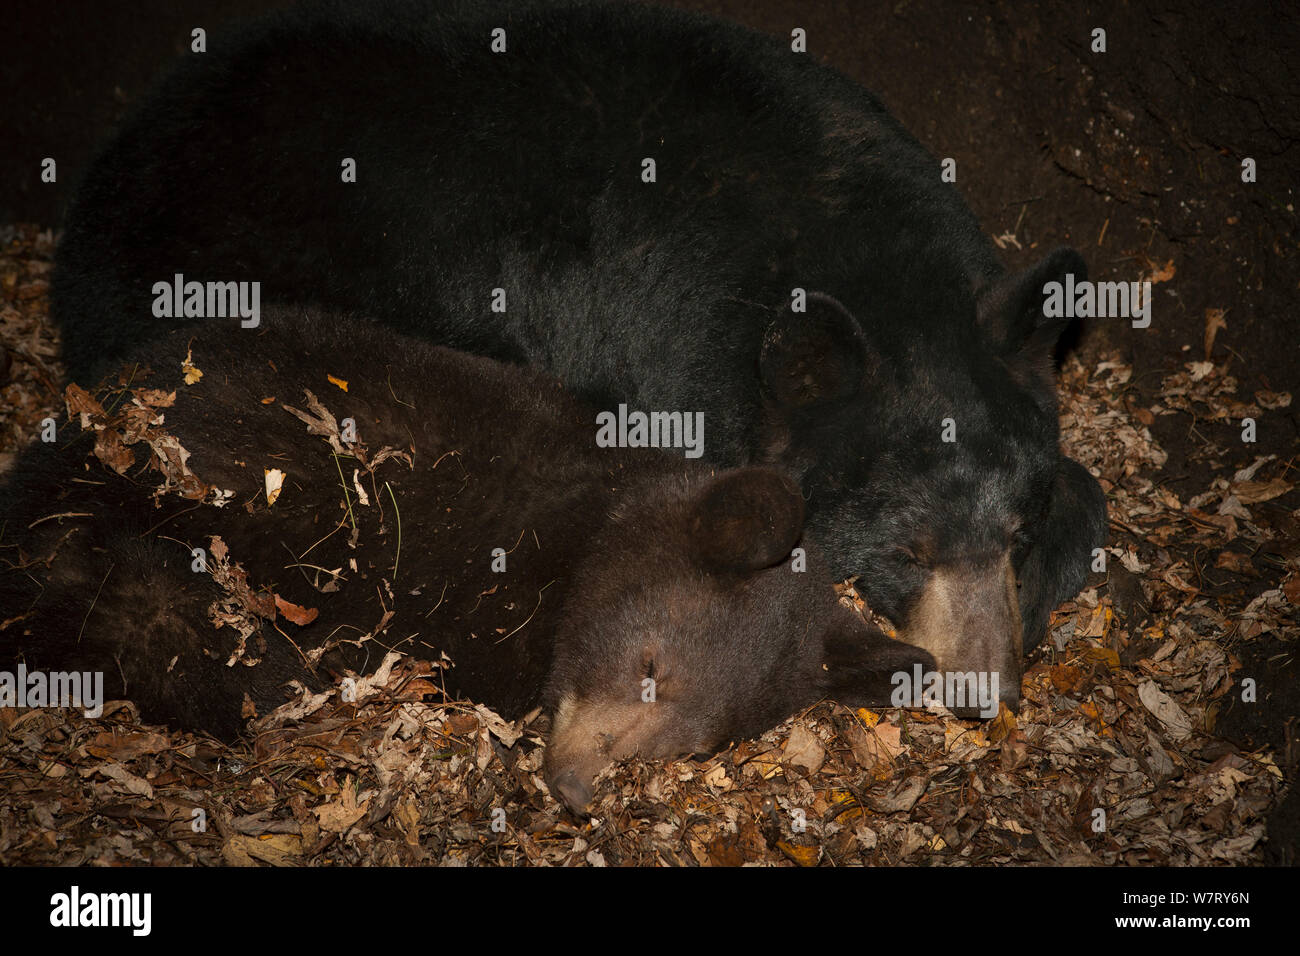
{"left": 892, "top": 547, "right": 928, "bottom": 569}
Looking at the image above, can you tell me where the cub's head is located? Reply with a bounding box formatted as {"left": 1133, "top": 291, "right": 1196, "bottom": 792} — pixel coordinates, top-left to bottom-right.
{"left": 542, "top": 466, "right": 932, "bottom": 814}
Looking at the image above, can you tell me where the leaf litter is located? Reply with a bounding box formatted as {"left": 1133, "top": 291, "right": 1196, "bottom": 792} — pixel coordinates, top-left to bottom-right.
{"left": 0, "top": 225, "right": 1293, "bottom": 866}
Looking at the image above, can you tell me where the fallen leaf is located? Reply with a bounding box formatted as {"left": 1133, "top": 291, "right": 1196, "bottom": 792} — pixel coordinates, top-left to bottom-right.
{"left": 85, "top": 731, "right": 173, "bottom": 761}
{"left": 782, "top": 723, "right": 825, "bottom": 774}
{"left": 222, "top": 833, "right": 302, "bottom": 866}
{"left": 1203, "top": 308, "right": 1227, "bottom": 360}
{"left": 776, "top": 842, "right": 820, "bottom": 867}
{"left": 474, "top": 703, "right": 523, "bottom": 748}
{"left": 265, "top": 468, "right": 285, "bottom": 506}
{"left": 703, "top": 764, "right": 733, "bottom": 792}
{"left": 313, "top": 786, "right": 369, "bottom": 832}
{"left": 1051, "top": 664, "right": 1085, "bottom": 693}
{"left": 91, "top": 762, "right": 154, "bottom": 798}
{"left": 1076, "top": 603, "right": 1111, "bottom": 638}
{"left": 181, "top": 345, "right": 203, "bottom": 385}
{"left": 1142, "top": 257, "right": 1176, "bottom": 284}
{"left": 1000, "top": 729, "right": 1029, "bottom": 770}
{"left": 1284, "top": 574, "right": 1300, "bottom": 605}
{"left": 987, "top": 703, "right": 1017, "bottom": 743}
{"left": 1079, "top": 646, "right": 1121, "bottom": 672}
{"left": 1255, "top": 391, "right": 1292, "bottom": 410}
{"left": 274, "top": 594, "right": 319, "bottom": 626}
{"left": 1229, "top": 477, "right": 1291, "bottom": 504}
{"left": 1138, "top": 679, "right": 1194, "bottom": 742}
{"left": 1214, "top": 551, "right": 1257, "bottom": 575}
{"left": 869, "top": 774, "right": 927, "bottom": 814}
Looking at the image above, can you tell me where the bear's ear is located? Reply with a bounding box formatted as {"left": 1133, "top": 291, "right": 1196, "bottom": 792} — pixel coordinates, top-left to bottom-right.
{"left": 759, "top": 292, "right": 874, "bottom": 410}
{"left": 1017, "top": 455, "right": 1108, "bottom": 652}
{"left": 819, "top": 623, "right": 936, "bottom": 709}
{"left": 976, "top": 247, "right": 1087, "bottom": 359}
{"left": 691, "top": 468, "right": 805, "bottom": 574}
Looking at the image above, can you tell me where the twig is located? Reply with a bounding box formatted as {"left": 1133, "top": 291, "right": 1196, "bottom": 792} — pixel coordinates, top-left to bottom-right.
{"left": 384, "top": 481, "right": 401, "bottom": 581}
{"left": 494, "top": 579, "right": 555, "bottom": 644}
{"left": 77, "top": 562, "right": 115, "bottom": 644}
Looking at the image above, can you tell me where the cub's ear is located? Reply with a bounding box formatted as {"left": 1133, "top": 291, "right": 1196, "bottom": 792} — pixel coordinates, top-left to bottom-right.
{"left": 760, "top": 292, "right": 875, "bottom": 410}
{"left": 819, "top": 621, "right": 936, "bottom": 709}
{"left": 1018, "top": 455, "right": 1108, "bottom": 652}
{"left": 976, "top": 247, "right": 1087, "bottom": 359}
{"left": 691, "top": 468, "right": 804, "bottom": 574}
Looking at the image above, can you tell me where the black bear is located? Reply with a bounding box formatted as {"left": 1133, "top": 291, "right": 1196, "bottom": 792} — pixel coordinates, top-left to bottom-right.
{"left": 50, "top": 0, "right": 1107, "bottom": 709}
{"left": 0, "top": 307, "right": 933, "bottom": 812}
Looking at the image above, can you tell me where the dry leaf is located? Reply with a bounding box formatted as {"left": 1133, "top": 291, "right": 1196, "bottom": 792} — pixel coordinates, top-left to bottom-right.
{"left": 181, "top": 345, "right": 203, "bottom": 385}
{"left": 782, "top": 723, "right": 825, "bottom": 774}
{"left": 274, "top": 594, "right": 319, "bottom": 626}
{"left": 1203, "top": 308, "right": 1227, "bottom": 360}
{"left": 313, "top": 787, "right": 370, "bottom": 832}
{"left": 1229, "top": 477, "right": 1291, "bottom": 504}
{"left": 264, "top": 468, "right": 285, "bottom": 505}
{"left": 1138, "top": 680, "right": 1194, "bottom": 742}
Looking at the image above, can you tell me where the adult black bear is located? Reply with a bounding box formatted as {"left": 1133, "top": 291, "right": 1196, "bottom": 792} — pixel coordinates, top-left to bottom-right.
{"left": 0, "top": 307, "right": 932, "bottom": 812}
{"left": 51, "top": 0, "right": 1106, "bottom": 709}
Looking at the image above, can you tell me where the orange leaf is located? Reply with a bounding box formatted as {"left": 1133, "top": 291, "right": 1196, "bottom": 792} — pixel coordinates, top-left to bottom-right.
{"left": 274, "top": 594, "right": 319, "bottom": 626}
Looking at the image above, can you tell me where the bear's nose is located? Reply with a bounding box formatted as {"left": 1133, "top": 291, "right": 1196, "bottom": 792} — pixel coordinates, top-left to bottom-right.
{"left": 950, "top": 694, "right": 1019, "bottom": 721}
{"left": 549, "top": 769, "right": 594, "bottom": 814}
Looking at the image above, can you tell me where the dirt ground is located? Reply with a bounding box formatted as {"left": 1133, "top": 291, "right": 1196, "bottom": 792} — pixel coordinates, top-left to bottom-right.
{"left": 1, "top": 0, "right": 1296, "bottom": 864}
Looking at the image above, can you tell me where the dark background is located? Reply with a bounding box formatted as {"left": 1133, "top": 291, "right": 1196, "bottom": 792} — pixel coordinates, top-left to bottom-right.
{"left": 5, "top": 1, "right": 1297, "bottom": 393}
{"left": 3, "top": 0, "right": 1297, "bottom": 857}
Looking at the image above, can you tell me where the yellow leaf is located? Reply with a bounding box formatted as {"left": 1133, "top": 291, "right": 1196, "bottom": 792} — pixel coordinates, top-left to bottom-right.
{"left": 987, "top": 704, "right": 1017, "bottom": 743}
{"left": 1079, "top": 646, "right": 1120, "bottom": 671}
{"left": 1078, "top": 700, "right": 1111, "bottom": 735}
{"left": 327, "top": 374, "right": 349, "bottom": 392}
{"left": 776, "top": 842, "right": 820, "bottom": 867}
{"left": 181, "top": 345, "right": 203, "bottom": 385}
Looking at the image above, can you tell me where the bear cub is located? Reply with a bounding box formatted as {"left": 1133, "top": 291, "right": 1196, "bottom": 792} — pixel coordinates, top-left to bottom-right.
{"left": 0, "top": 308, "right": 932, "bottom": 812}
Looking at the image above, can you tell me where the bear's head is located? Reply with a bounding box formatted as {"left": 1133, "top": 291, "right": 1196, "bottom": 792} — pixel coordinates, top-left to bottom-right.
{"left": 541, "top": 466, "right": 934, "bottom": 814}
{"left": 755, "top": 250, "right": 1107, "bottom": 718}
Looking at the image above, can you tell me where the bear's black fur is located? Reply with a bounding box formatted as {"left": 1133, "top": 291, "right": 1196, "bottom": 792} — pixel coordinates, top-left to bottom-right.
{"left": 0, "top": 307, "right": 932, "bottom": 811}
{"left": 50, "top": 0, "right": 1107, "bottom": 705}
